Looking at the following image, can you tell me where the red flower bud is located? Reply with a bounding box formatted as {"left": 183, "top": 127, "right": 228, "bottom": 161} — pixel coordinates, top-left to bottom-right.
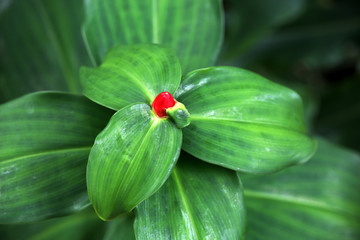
{"left": 152, "top": 92, "right": 176, "bottom": 117}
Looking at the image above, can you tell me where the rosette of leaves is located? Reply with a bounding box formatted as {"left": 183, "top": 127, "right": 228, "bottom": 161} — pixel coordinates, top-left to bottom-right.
{"left": 0, "top": 0, "right": 318, "bottom": 238}
{"left": 80, "top": 43, "right": 316, "bottom": 224}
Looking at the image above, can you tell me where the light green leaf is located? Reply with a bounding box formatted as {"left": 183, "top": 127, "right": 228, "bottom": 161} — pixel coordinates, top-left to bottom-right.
{"left": 241, "top": 138, "right": 360, "bottom": 239}
{"left": 80, "top": 44, "right": 181, "bottom": 111}
{"left": 87, "top": 103, "right": 182, "bottom": 220}
{"left": 82, "top": 0, "right": 223, "bottom": 74}
{"left": 0, "top": 0, "right": 90, "bottom": 103}
{"left": 176, "top": 66, "right": 316, "bottom": 173}
{"left": 134, "top": 152, "right": 245, "bottom": 240}
{"left": 0, "top": 92, "right": 112, "bottom": 223}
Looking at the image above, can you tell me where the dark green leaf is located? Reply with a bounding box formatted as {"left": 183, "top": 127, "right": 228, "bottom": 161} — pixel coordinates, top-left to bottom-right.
{"left": 135, "top": 152, "right": 245, "bottom": 239}
{"left": 103, "top": 213, "right": 135, "bottom": 240}
{"left": 80, "top": 44, "right": 181, "bottom": 111}
{"left": 234, "top": 1, "right": 360, "bottom": 70}
{"left": 221, "top": 0, "right": 305, "bottom": 61}
{"left": 87, "top": 103, "right": 182, "bottom": 220}
{"left": 315, "top": 77, "right": 360, "bottom": 152}
{"left": 176, "top": 66, "right": 316, "bottom": 173}
{"left": 82, "top": 0, "right": 223, "bottom": 74}
{"left": 0, "top": 92, "right": 112, "bottom": 223}
{"left": 241, "top": 138, "right": 360, "bottom": 239}
{"left": 0, "top": 0, "right": 90, "bottom": 103}
{"left": 0, "top": 208, "right": 106, "bottom": 240}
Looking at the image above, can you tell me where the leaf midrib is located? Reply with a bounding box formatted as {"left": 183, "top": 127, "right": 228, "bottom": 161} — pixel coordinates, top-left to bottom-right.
{"left": 172, "top": 168, "right": 200, "bottom": 240}
{"left": 104, "top": 63, "right": 154, "bottom": 102}
{"left": 115, "top": 117, "right": 158, "bottom": 200}
{"left": 244, "top": 189, "right": 347, "bottom": 215}
{"left": 0, "top": 146, "right": 92, "bottom": 164}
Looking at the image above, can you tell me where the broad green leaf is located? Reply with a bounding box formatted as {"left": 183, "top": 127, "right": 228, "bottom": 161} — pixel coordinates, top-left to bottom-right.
{"left": 135, "top": 152, "right": 245, "bottom": 240}
{"left": 82, "top": 0, "right": 223, "bottom": 74}
{"left": 241, "top": 138, "right": 360, "bottom": 239}
{"left": 80, "top": 44, "right": 181, "bottom": 111}
{"left": 103, "top": 213, "right": 136, "bottom": 240}
{"left": 0, "top": 0, "right": 90, "bottom": 103}
{"left": 0, "top": 208, "right": 106, "bottom": 240}
{"left": 0, "top": 92, "right": 112, "bottom": 223}
{"left": 176, "top": 66, "right": 316, "bottom": 173}
{"left": 87, "top": 103, "right": 182, "bottom": 220}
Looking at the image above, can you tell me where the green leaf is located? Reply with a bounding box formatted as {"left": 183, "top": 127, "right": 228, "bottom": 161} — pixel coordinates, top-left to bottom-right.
{"left": 0, "top": 208, "right": 106, "bottom": 240}
{"left": 80, "top": 44, "right": 181, "bottom": 111}
{"left": 0, "top": 92, "right": 112, "bottom": 223}
{"left": 176, "top": 66, "right": 316, "bottom": 173}
{"left": 82, "top": 0, "right": 223, "bottom": 74}
{"left": 135, "top": 152, "right": 245, "bottom": 239}
{"left": 241, "top": 138, "right": 360, "bottom": 239}
{"left": 87, "top": 103, "right": 182, "bottom": 220}
{"left": 0, "top": 0, "right": 90, "bottom": 103}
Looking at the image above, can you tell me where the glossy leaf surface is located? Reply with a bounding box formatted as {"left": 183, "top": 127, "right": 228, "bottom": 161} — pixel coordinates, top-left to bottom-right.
{"left": 87, "top": 103, "right": 182, "bottom": 220}
{"left": 0, "top": 92, "right": 112, "bottom": 223}
{"left": 176, "top": 66, "right": 316, "bottom": 173}
{"left": 241, "top": 138, "right": 360, "bottom": 239}
{"left": 82, "top": 0, "right": 223, "bottom": 74}
{"left": 0, "top": 0, "right": 89, "bottom": 103}
{"left": 135, "top": 152, "right": 245, "bottom": 239}
{"left": 80, "top": 44, "right": 181, "bottom": 111}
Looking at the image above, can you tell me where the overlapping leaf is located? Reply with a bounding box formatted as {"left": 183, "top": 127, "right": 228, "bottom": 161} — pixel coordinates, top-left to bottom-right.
{"left": 241, "top": 138, "right": 360, "bottom": 239}
{"left": 0, "top": 92, "right": 112, "bottom": 223}
{"left": 87, "top": 103, "right": 182, "bottom": 220}
{"left": 0, "top": 0, "right": 89, "bottom": 103}
{"left": 176, "top": 66, "right": 316, "bottom": 173}
{"left": 82, "top": 0, "right": 223, "bottom": 74}
{"left": 135, "top": 152, "right": 245, "bottom": 239}
{"left": 80, "top": 44, "right": 181, "bottom": 110}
